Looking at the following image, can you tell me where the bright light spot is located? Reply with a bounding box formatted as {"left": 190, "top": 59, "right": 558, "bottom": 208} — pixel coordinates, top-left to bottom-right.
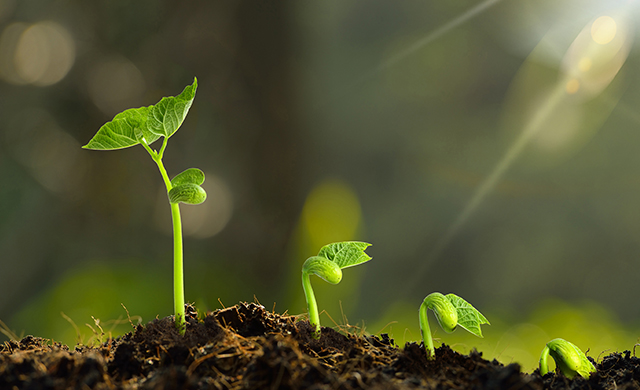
{"left": 0, "top": 21, "right": 76, "bottom": 86}
{"left": 0, "top": 23, "right": 28, "bottom": 84}
{"left": 565, "top": 78, "right": 580, "bottom": 94}
{"left": 181, "top": 174, "right": 234, "bottom": 238}
{"left": 577, "top": 58, "right": 592, "bottom": 72}
{"left": 154, "top": 174, "right": 234, "bottom": 239}
{"left": 87, "top": 57, "right": 146, "bottom": 115}
{"left": 15, "top": 22, "right": 76, "bottom": 85}
{"left": 302, "top": 179, "right": 362, "bottom": 248}
{"left": 591, "top": 16, "right": 617, "bottom": 45}
{"left": 561, "top": 14, "right": 630, "bottom": 99}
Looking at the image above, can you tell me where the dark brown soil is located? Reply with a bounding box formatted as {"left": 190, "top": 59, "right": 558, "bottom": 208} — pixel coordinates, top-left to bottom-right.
{"left": 1, "top": 302, "right": 638, "bottom": 389}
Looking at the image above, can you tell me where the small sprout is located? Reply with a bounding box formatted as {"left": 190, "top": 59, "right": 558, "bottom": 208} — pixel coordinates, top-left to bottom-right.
{"left": 84, "top": 78, "right": 202, "bottom": 335}
{"left": 419, "top": 292, "right": 489, "bottom": 359}
{"left": 301, "top": 241, "right": 372, "bottom": 339}
{"left": 539, "top": 338, "right": 596, "bottom": 379}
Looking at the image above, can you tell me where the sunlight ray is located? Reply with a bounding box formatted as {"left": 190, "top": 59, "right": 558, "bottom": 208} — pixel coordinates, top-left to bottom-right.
{"left": 352, "top": 0, "right": 502, "bottom": 87}
{"left": 402, "top": 10, "right": 632, "bottom": 295}
{"left": 412, "top": 84, "right": 566, "bottom": 285}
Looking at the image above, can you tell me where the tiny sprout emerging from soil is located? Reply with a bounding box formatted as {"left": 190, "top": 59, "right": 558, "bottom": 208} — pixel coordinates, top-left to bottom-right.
{"left": 419, "top": 292, "right": 489, "bottom": 360}
{"left": 301, "top": 241, "right": 372, "bottom": 339}
{"left": 539, "top": 338, "right": 596, "bottom": 379}
{"left": 83, "top": 78, "right": 202, "bottom": 335}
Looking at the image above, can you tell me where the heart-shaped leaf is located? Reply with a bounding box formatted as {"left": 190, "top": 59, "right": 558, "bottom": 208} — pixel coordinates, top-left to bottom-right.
{"left": 83, "top": 106, "right": 160, "bottom": 150}
{"left": 83, "top": 78, "right": 197, "bottom": 150}
{"left": 147, "top": 78, "right": 198, "bottom": 138}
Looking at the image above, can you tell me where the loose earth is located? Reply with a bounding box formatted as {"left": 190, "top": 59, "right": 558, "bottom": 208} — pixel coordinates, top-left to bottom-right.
{"left": 1, "top": 302, "right": 638, "bottom": 389}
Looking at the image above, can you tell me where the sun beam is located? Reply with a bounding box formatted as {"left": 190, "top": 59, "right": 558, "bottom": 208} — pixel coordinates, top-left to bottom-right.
{"left": 352, "top": 0, "right": 502, "bottom": 88}
{"left": 403, "top": 11, "right": 632, "bottom": 294}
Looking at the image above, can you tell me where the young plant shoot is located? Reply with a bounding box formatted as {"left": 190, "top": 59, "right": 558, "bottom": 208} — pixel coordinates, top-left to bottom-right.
{"left": 301, "top": 241, "right": 372, "bottom": 339}
{"left": 539, "top": 338, "right": 596, "bottom": 379}
{"left": 419, "top": 292, "right": 489, "bottom": 359}
{"left": 83, "top": 78, "right": 203, "bottom": 335}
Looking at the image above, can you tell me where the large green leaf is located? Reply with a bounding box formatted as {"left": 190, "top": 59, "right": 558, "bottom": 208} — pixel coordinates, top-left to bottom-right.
{"left": 445, "top": 293, "right": 490, "bottom": 338}
{"left": 147, "top": 78, "right": 198, "bottom": 138}
{"left": 83, "top": 106, "right": 158, "bottom": 150}
{"left": 83, "top": 77, "right": 197, "bottom": 150}
{"left": 317, "top": 241, "right": 372, "bottom": 269}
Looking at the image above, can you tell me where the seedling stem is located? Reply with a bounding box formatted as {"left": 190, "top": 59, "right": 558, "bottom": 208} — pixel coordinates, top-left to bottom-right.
{"left": 84, "top": 79, "right": 203, "bottom": 335}
{"left": 140, "top": 137, "right": 186, "bottom": 332}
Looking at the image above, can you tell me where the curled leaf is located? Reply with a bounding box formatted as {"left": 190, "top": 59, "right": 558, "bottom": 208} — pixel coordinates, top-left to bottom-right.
{"left": 424, "top": 293, "right": 458, "bottom": 333}
{"left": 168, "top": 183, "right": 206, "bottom": 205}
{"left": 302, "top": 256, "right": 342, "bottom": 284}
{"left": 171, "top": 168, "right": 205, "bottom": 187}
{"left": 419, "top": 292, "right": 489, "bottom": 361}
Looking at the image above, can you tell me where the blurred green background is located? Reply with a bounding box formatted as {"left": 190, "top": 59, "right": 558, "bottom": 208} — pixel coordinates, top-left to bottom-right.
{"left": 1, "top": 0, "right": 640, "bottom": 372}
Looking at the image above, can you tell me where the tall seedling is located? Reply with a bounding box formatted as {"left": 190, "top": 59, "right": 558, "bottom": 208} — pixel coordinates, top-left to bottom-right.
{"left": 84, "top": 78, "right": 204, "bottom": 335}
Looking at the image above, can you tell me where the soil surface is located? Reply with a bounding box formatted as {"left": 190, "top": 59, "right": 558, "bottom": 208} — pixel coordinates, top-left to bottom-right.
{"left": 1, "top": 302, "right": 639, "bottom": 389}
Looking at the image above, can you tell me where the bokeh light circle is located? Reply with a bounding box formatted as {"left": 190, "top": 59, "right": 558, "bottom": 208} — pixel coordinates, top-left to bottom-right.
{"left": 0, "top": 21, "right": 75, "bottom": 86}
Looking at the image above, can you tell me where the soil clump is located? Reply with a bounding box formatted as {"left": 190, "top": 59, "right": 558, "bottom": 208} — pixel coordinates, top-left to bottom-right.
{"left": 1, "top": 302, "right": 638, "bottom": 389}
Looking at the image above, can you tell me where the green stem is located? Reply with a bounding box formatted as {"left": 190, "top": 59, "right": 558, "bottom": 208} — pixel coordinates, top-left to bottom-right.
{"left": 147, "top": 139, "right": 172, "bottom": 190}
{"left": 539, "top": 345, "right": 551, "bottom": 376}
{"left": 171, "top": 202, "right": 185, "bottom": 334}
{"left": 301, "top": 270, "right": 321, "bottom": 338}
{"left": 419, "top": 300, "right": 435, "bottom": 359}
{"left": 157, "top": 136, "right": 169, "bottom": 160}
{"left": 141, "top": 137, "right": 186, "bottom": 335}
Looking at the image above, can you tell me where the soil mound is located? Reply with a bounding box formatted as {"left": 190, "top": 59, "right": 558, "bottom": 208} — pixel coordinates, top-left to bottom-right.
{"left": 1, "top": 302, "right": 638, "bottom": 389}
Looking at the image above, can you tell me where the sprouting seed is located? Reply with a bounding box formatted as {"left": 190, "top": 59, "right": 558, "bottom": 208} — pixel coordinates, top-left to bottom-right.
{"left": 301, "top": 241, "right": 372, "bottom": 339}
{"left": 419, "top": 292, "right": 489, "bottom": 359}
{"left": 539, "top": 338, "right": 596, "bottom": 379}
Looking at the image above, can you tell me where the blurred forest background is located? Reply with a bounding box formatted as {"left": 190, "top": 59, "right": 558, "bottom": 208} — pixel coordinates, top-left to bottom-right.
{"left": 1, "top": 0, "right": 640, "bottom": 371}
